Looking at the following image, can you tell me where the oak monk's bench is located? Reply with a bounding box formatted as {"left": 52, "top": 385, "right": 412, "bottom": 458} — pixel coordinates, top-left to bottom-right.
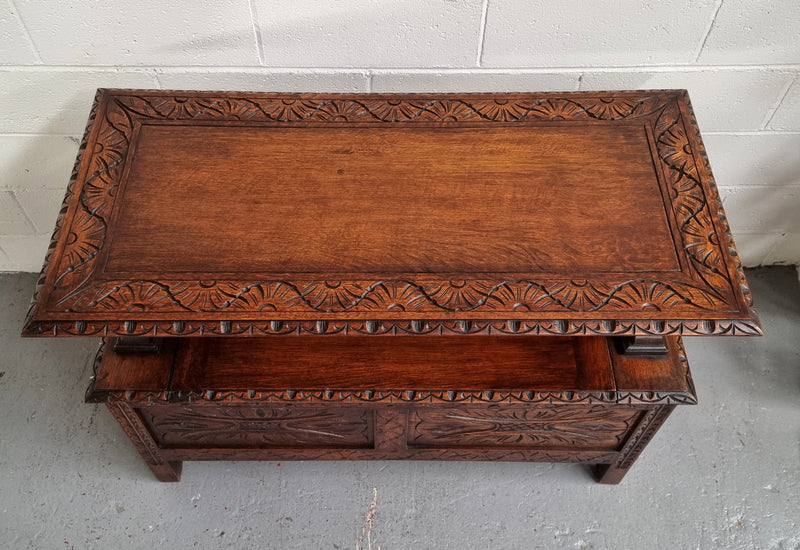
{"left": 22, "top": 90, "right": 761, "bottom": 483}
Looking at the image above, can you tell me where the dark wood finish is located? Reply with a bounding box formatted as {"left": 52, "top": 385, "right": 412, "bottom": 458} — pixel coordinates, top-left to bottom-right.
{"left": 107, "top": 124, "right": 675, "bottom": 274}
{"left": 25, "top": 90, "right": 759, "bottom": 484}
{"left": 87, "top": 336, "right": 695, "bottom": 482}
{"left": 616, "top": 335, "right": 669, "bottom": 356}
{"left": 90, "top": 339, "right": 175, "bottom": 392}
{"left": 87, "top": 335, "right": 695, "bottom": 406}
{"left": 140, "top": 405, "right": 375, "bottom": 449}
{"left": 112, "top": 336, "right": 163, "bottom": 354}
{"left": 610, "top": 337, "right": 696, "bottom": 398}
{"left": 22, "top": 90, "right": 761, "bottom": 338}
{"left": 407, "top": 406, "right": 642, "bottom": 449}
{"left": 594, "top": 405, "right": 676, "bottom": 484}
{"left": 169, "top": 337, "right": 613, "bottom": 391}
{"left": 105, "top": 400, "right": 182, "bottom": 482}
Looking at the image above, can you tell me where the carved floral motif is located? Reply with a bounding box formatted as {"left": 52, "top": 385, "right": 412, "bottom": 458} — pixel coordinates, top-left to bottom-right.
{"left": 409, "top": 407, "right": 640, "bottom": 448}
{"left": 24, "top": 91, "right": 758, "bottom": 337}
{"left": 143, "top": 407, "right": 372, "bottom": 447}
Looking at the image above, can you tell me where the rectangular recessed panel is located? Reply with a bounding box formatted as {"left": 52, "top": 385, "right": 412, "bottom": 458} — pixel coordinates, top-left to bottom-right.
{"left": 140, "top": 406, "right": 373, "bottom": 449}
{"left": 171, "top": 336, "right": 614, "bottom": 391}
{"left": 104, "top": 123, "right": 678, "bottom": 275}
{"left": 408, "top": 406, "right": 642, "bottom": 449}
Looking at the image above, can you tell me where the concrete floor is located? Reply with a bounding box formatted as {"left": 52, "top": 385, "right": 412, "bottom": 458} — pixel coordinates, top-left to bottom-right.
{"left": 0, "top": 268, "right": 798, "bottom": 549}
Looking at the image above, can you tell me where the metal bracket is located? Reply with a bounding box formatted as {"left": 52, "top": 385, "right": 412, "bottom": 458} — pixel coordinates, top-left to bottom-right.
{"left": 112, "top": 337, "right": 164, "bottom": 355}
{"left": 615, "top": 336, "right": 668, "bottom": 357}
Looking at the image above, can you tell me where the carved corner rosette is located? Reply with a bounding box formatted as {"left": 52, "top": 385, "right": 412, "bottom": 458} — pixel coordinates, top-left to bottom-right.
{"left": 28, "top": 91, "right": 758, "bottom": 338}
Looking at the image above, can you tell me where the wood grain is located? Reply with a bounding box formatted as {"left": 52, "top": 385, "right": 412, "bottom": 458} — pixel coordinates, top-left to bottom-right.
{"left": 32, "top": 88, "right": 731, "bottom": 484}
{"left": 104, "top": 124, "right": 675, "bottom": 275}
{"left": 170, "top": 336, "right": 611, "bottom": 392}
{"left": 21, "top": 90, "right": 762, "bottom": 338}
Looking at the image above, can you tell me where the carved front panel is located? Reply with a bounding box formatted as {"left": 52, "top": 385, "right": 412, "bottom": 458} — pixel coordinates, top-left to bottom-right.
{"left": 408, "top": 405, "right": 642, "bottom": 449}
{"left": 141, "top": 405, "right": 374, "bottom": 449}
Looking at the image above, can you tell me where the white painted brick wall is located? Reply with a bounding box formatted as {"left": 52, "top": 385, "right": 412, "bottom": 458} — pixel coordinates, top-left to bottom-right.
{"left": 696, "top": 1, "right": 800, "bottom": 65}
{"left": 768, "top": 77, "right": 800, "bottom": 130}
{"left": 253, "top": 0, "right": 485, "bottom": 68}
{"left": 481, "top": 1, "right": 720, "bottom": 67}
{"left": 1, "top": 0, "right": 799, "bottom": 270}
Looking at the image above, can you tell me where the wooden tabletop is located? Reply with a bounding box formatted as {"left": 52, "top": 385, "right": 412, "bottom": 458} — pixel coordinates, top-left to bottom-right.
{"left": 22, "top": 90, "right": 761, "bottom": 337}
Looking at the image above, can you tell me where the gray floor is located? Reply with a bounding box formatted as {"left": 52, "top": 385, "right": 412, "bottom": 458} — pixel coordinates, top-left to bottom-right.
{"left": 1, "top": 268, "right": 798, "bottom": 550}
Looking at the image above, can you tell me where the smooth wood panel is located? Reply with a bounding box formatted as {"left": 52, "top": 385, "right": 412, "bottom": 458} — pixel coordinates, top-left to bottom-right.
{"left": 610, "top": 336, "right": 694, "bottom": 394}
{"left": 170, "top": 336, "right": 614, "bottom": 391}
{"left": 105, "top": 123, "right": 675, "bottom": 275}
{"left": 92, "top": 339, "right": 176, "bottom": 391}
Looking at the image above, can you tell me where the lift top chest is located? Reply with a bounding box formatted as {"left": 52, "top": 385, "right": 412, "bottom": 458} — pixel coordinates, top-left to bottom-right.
{"left": 23, "top": 90, "right": 761, "bottom": 482}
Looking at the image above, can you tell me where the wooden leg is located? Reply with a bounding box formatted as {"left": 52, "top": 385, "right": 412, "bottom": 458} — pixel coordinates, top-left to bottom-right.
{"left": 106, "top": 401, "right": 182, "bottom": 482}
{"left": 594, "top": 405, "right": 675, "bottom": 484}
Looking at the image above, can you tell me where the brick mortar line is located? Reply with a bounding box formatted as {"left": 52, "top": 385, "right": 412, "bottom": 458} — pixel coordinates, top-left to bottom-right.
{"left": 693, "top": 0, "right": 725, "bottom": 63}
{"left": 760, "top": 234, "right": 790, "bottom": 266}
{"left": 0, "top": 244, "right": 11, "bottom": 265}
{"left": 476, "top": 0, "right": 489, "bottom": 68}
{"left": 151, "top": 69, "right": 164, "bottom": 90}
{"left": 0, "top": 133, "right": 81, "bottom": 137}
{"left": 716, "top": 184, "right": 800, "bottom": 189}
{"left": 247, "top": 0, "right": 265, "bottom": 67}
{"left": 1, "top": 131, "right": 798, "bottom": 139}
{"left": 8, "top": 0, "right": 43, "bottom": 64}
{"left": 761, "top": 73, "right": 798, "bottom": 129}
{"left": 1, "top": 65, "right": 799, "bottom": 72}
{"left": 6, "top": 190, "right": 37, "bottom": 233}
{"left": 704, "top": 131, "right": 800, "bottom": 136}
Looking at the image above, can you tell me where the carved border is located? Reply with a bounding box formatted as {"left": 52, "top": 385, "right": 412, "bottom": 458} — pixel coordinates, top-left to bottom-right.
{"left": 614, "top": 405, "right": 676, "bottom": 470}
{"left": 47, "top": 317, "right": 762, "bottom": 338}
{"left": 25, "top": 91, "right": 760, "bottom": 337}
{"left": 93, "top": 388, "right": 698, "bottom": 406}
{"left": 85, "top": 338, "right": 697, "bottom": 406}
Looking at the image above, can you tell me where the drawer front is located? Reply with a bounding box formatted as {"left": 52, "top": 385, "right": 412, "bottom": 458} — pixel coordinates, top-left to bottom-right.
{"left": 141, "top": 405, "right": 374, "bottom": 449}
{"left": 408, "top": 405, "right": 642, "bottom": 450}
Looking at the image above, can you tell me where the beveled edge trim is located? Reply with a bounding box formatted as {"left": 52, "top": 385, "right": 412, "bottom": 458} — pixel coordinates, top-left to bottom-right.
{"left": 24, "top": 89, "right": 761, "bottom": 337}
{"left": 40, "top": 317, "right": 763, "bottom": 338}
{"left": 88, "top": 387, "right": 698, "bottom": 407}
{"left": 85, "top": 336, "right": 698, "bottom": 406}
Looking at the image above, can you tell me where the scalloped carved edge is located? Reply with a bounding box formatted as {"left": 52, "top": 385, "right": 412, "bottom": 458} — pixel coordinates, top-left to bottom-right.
{"left": 26, "top": 90, "right": 761, "bottom": 337}
{"left": 91, "top": 388, "right": 698, "bottom": 406}
{"left": 681, "top": 92, "right": 754, "bottom": 309}
{"left": 164, "top": 446, "right": 623, "bottom": 465}
{"left": 41, "top": 317, "right": 763, "bottom": 339}
{"left": 24, "top": 89, "right": 104, "bottom": 337}
{"left": 85, "top": 339, "right": 697, "bottom": 407}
